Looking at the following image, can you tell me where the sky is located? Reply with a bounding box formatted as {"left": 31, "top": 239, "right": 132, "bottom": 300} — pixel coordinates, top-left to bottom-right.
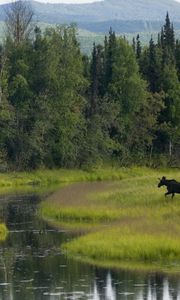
{"left": 0, "top": 0, "right": 103, "bottom": 3}
{"left": 0, "top": 0, "right": 179, "bottom": 4}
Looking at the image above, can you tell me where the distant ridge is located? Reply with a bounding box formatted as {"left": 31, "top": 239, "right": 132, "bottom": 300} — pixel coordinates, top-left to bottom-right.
{"left": 1, "top": 0, "right": 180, "bottom": 33}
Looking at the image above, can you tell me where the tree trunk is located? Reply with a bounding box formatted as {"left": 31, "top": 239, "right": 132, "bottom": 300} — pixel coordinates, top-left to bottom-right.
{"left": 169, "top": 139, "right": 172, "bottom": 157}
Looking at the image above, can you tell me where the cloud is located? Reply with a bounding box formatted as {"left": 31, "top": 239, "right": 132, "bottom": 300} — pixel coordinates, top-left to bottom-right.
{"left": 36, "top": 0, "right": 103, "bottom": 3}
{"left": 0, "top": 0, "right": 103, "bottom": 3}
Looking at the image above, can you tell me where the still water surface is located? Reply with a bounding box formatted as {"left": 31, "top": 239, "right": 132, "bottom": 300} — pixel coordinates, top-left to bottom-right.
{"left": 0, "top": 192, "right": 179, "bottom": 300}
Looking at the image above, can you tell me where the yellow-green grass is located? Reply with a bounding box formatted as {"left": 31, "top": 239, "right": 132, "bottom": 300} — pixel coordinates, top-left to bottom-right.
{"left": 0, "top": 167, "right": 119, "bottom": 194}
{"left": 62, "top": 225, "right": 180, "bottom": 267}
{"left": 39, "top": 167, "right": 180, "bottom": 272}
{"left": 0, "top": 224, "right": 8, "bottom": 241}
{"left": 40, "top": 168, "right": 180, "bottom": 226}
{"left": 0, "top": 166, "right": 160, "bottom": 196}
{"left": 0, "top": 169, "right": 88, "bottom": 188}
{"left": 0, "top": 166, "right": 178, "bottom": 189}
{"left": 0, "top": 167, "right": 152, "bottom": 193}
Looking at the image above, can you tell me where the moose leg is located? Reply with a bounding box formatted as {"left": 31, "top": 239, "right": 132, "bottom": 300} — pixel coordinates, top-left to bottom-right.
{"left": 165, "top": 192, "right": 171, "bottom": 197}
{"left": 171, "top": 193, "right": 175, "bottom": 199}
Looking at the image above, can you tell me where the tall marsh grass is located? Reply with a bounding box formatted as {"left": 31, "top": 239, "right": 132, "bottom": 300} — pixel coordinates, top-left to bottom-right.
{"left": 39, "top": 167, "right": 180, "bottom": 271}
{"left": 40, "top": 168, "right": 180, "bottom": 225}
{"left": 63, "top": 228, "right": 180, "bottom": 263}
{"left": 1, "top": 166, "right": 178, "bottom": 188}
{"left": 0, "top": 224, "right": 8, "bottom": 241}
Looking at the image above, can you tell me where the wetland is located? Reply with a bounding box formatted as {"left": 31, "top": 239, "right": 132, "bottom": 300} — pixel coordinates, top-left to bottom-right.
{"left": 0, "top": 167, "right": 179, "bottom": 299}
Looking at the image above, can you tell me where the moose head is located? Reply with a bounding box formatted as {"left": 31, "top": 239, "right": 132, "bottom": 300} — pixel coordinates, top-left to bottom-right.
{"left": 158, "top": 176, "right": 166, "bottom": 188}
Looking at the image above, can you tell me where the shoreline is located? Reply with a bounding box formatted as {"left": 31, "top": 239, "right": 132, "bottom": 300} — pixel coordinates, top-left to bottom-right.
{"left": 0, "top": 167, "right": 180, "bottom": 273}
{"left": 38, "top": 167, "right": 180, "bottom": 274}
{"left": 0, "top": 166, "right": 179, "bottom": 191}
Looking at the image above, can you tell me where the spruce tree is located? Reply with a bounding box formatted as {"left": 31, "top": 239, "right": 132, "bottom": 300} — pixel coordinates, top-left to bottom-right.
{"left": 105, "top": 28, "right": 116, "bottom": 89}
{"left": 175, "top": 40, "right": 180, "bottom": 80}
{"left": 89, "top": 43, "right": 104, "bottom": 116}
{"left": 161, "top": 12, "right": 175, "bottom": 64}
{"left": 136, "top": 34, "right": 141, "bottom": 60}
{"left": 140, "top": 38, "right": 162, "bottom": 93}
{"left": 132, "top": 37, "right": 136, "bottom": 53}
{"left": 163, "top": 13, "right": 175, "bottom": 50}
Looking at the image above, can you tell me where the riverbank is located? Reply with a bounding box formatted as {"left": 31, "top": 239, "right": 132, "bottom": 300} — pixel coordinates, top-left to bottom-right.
{"left": 0, "top": 167, "right": 147, "bottom": 190}
{"left": 39, "top": 167, "right": 180, "bottom": 273}
{"left": 0, "top": 166, "right": 171, "bottom": 193}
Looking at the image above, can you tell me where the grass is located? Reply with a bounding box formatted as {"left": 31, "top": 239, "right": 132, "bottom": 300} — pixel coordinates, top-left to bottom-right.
{"left": 0, "top": 167, "right": 132, "bottom": 188}
{"left": 63, "top": 226, "right": 180, "bottom": 265}
{"left": 1, "top": 166, "right": 180, "bottom": 272}
{"left": 39, "top": 167, "right": 180, "bottom": 273}
{"left": 0, "top": 224, "right": 8, "bottom": 241}
{"left": 40, "top": 168, "right": 180, "bottom": 225}
{"left": 0, "top": 166, "right": 165, "bottom": 193}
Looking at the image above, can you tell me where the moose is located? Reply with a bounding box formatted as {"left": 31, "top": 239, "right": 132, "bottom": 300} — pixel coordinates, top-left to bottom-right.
{"left": 158, "top": 176, "right": 180, "bottom": 198}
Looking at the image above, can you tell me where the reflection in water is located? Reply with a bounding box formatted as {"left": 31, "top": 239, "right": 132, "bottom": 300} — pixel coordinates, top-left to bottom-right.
{"left": 0, "top": 193, "right": 179, "bottom": 299}
{"left": 93, "top": 283, "right": 100, "bottom": 300}
{"left": 89, "top": 273, "right": 180, "bottom": 300}
{"left": 106, "top": 272, "right": 115, "bottom": 300}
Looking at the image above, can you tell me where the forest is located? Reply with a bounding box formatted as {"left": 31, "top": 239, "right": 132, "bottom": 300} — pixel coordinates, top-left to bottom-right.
{"left": 0, "top": 1, "right": 179, "bottom": 171}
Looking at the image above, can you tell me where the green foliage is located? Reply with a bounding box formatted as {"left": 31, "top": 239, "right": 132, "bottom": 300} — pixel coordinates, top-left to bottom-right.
{"left": 138, "top": 15, "right": 180, "bottom": 161}
{"left": 0, "top": 14, "right": 179, "bottom": 169}
{"left": 109, "top": 38, "right": 145, "bottom": 114}
{"left": 0, "top": 223, "right": 8, "bottom": 241}
{"left": 1, "top": 24, "right": 87, "bottom": 169}
{"left": 107, "top": 37, "right": 158, "bottom": 162}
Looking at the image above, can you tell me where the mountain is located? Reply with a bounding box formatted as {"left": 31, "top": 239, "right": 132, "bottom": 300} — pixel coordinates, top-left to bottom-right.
{"left": 31, "top": 0, "right": 180, "bottom": 23}
{"left": 79, "top": 20, "right": 180, "bottom": 33}
{"left": 1, "top": 0, "right": 180, "bottom": 33}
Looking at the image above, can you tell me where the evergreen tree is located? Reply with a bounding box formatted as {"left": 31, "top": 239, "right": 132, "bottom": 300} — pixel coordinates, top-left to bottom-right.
{"left": 43, "top": 26, "right": 87, "bottom": 167}
{"left": 0, "top": 12, "right": 179, "bottom": 169}
{"left": 136, "top": 34, "right": 141, "bottom": 60}
{"left": 160, "top": 64, "right": 180, "bottom": 156}
{"left": 108, "top": 37, "right": 153, "bottom": 161}
{"left": 89, "top": 43, "right": 104, "bottom": 115}
{"left": 0, "top": 46, "right": 14, "bottom": 169}
{"left": 140, "top": 38, "right": 162, "bottom": 93}
{"left": 104, "top": 28, "right": 116, "bottom": 89}
{"left": 175, "top": 39, "right": 180, "bottom": 80}
{"left": 163, "top": 13, "right": 175, "bottom": 50}
{"left": 132, "top": 37, "right": 136, "bottom": 53}
{"left": 161, "top": 12, "right": 175, "bottom": 64}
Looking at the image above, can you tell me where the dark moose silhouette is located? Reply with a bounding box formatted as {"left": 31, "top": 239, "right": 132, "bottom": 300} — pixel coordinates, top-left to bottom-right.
{"left": 158, "top": 176, "right": 180, "bottom": 198}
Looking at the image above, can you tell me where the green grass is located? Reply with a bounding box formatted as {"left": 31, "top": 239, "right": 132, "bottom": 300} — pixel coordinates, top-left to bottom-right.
{"left": 40, "top": 167, "right": 180, "bottom": 225}
{"left": 1, "top": 166, "right": 180, "bottom": 272}
{"left": 0, "top": 224, "right": 8, "bottom": 241}
{"left": 0, "top": 167, "right": 122, "bottom": 193}
{"left": 38, "top": 167, "right": 180, "bottom": 273}
{"left": 63, "top": 226, "right": 180, "bottom": 260}
{"left": 0, "top": 166, "right": 164, "bottom": 192}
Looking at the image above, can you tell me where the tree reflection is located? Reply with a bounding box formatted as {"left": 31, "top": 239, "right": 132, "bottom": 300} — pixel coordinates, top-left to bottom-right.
{"left": 0, "top": 194, "right": 179, "bottom": 299}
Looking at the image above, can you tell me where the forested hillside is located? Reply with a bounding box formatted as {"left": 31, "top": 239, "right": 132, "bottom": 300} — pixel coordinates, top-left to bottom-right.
{"left": 0, "top": 2, "right": 179, "bottom": 170}
{"left": 1, "top": 0, "right": 180, "bottom": 32}
{"left": 79, "top": 20, "right": 180, "bottom": 34}
{"left": 16, "top": 0, "right": 180, "bottom": 22}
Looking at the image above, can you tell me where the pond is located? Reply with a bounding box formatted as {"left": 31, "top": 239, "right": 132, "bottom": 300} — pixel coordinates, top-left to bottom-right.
{"left": 0, "top": 192, "right": 179, "bottom": 299}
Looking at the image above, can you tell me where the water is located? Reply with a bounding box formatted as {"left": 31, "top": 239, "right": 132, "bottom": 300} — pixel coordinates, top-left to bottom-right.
{"left": 0, "top": 192, "right": 179, "bottom": 300}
